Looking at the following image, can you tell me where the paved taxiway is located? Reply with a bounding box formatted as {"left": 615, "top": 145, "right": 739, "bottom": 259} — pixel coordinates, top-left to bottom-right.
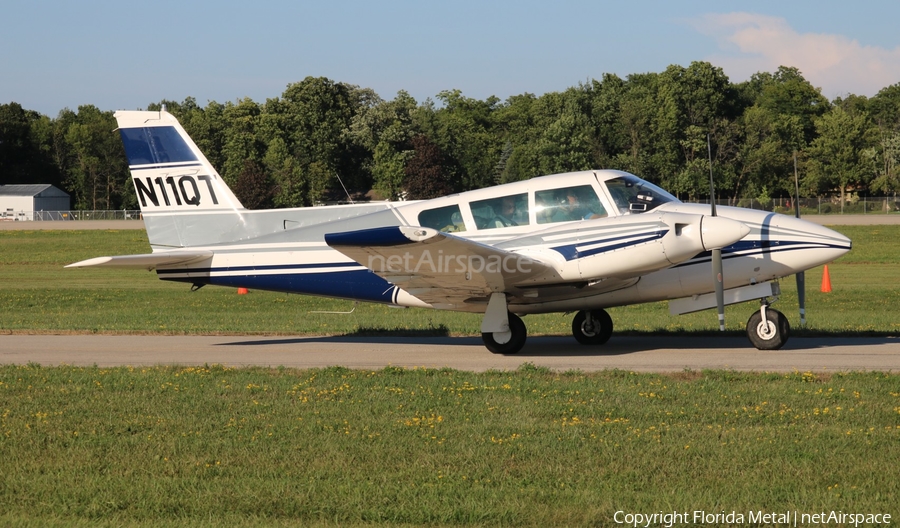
{"left": 1, "top": 334, "right": 897, "bottom": 372}
{"left": 2, "top": 216, "right": 896, "bottom": 372}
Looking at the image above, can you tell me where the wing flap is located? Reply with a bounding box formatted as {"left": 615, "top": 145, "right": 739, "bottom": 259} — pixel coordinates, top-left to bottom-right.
{"left": 325, "top": 226, "right": 558, "bottom": 307}
{"left": 66, "top": 251, "right": 213, "bottom": 271}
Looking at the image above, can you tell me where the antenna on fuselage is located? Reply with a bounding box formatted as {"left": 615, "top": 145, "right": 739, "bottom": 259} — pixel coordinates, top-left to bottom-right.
{"left": 335, "top": 172, "right": 354, "bottom": 204}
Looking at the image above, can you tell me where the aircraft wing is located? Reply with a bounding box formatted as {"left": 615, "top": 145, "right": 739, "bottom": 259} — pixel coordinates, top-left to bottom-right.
{"left": 66, "top": 251, "right": 213, "bottom": 271}
{"left": 325, "top": 226, "right": 557, "bottom": 308}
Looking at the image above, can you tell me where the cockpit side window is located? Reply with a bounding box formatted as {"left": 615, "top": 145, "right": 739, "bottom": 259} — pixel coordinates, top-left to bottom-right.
{"left": 469, "top": 193, "right": 529, "bottom": 230}
{"left": 605, "top": 175, "right": 678, "bottom": 214}
{"left": 535, "top": 185, "right": 607, "bottom": 224}
{"left": 417, "top": 204, "right": 466, "bottom": 232}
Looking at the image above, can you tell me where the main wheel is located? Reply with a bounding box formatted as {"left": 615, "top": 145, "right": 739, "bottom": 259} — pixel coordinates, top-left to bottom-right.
{"left": 482, "top": 312, "right": 527, "bottom": 354}
{"left": 572, "top": 309, "right": 613, "bottom": 345}
{"left": 746, "top": 308, "right": 790, "bottom": 350}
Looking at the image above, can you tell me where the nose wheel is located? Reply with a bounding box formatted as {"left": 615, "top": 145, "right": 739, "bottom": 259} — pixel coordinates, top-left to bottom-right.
{"left": 572, "top": 309, "right": 613, "bottom": 345}
{"left": 746, "top": 304, "right": 790, "bottom": 350}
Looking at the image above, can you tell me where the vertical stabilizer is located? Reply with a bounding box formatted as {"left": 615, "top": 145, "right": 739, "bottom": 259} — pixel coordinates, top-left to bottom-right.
{"left": 115, "top": 110, "right": 247, "bottom": 247}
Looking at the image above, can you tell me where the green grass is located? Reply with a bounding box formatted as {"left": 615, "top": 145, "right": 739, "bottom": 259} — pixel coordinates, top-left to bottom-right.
{"left": 0, "top": 226, "right": 897, "bottom": 336}
{"left": 1, "top": 229, "right": 898, "bottom": 526}
{"left": 0, "top": 365, "right": 897, "bottom": 527}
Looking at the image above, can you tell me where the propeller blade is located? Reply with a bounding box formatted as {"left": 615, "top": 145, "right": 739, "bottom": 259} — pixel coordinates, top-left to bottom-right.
{"left": 708, "top": 134, "right": 725, "bottom": 331}
{"left": 713, "top": 247, "right": 725, "bottom": 331}
{"left": 793, "top": 152, "right": 806, "bottom": 326}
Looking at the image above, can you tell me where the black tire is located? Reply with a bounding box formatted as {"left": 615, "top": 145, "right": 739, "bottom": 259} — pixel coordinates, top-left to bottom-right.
{"left": 572, "top": 309, "right": 613, "bottom": 345}
{"left": 746, "top": 308, "right": 790, "bottom": 350}
{"left": 482, "top": 312, "right": 527, "bottom": 354}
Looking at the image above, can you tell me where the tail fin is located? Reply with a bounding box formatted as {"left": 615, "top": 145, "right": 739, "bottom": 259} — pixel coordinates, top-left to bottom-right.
{"left": 117, "top": 110, "right": 243, "bottom": 213}
{"left": 116, "top": 110, "right": 246, "bottom": 247}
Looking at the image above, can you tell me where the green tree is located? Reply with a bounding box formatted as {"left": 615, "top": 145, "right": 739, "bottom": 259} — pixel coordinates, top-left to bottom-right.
{"left": 424, "top": 89, "right": 500, "bottom": 190}
{"left": 61, "top": 106, "right": 129, "bottom": 210}
{"left": 404, "top": 135, "right": 453, "bottom": 199}
{"left": 0, "top": 103, "right": 62, "bottom": 187}
{"left": 491, "top": 92, "right": 542, "bottom": 182}
{"left": 866, "top": 131, "right": 900, "bottom": 199}
{"left": 276, "top": 77, "right": 365, "bottom": 202}
{"left": 220, "top": 98, "right": 263, "bottom": 189}
{"left": 655, "top": 62, "right": 734, "bottom": 199}
{"left": 346, "top": 91, "right": 419, "bottom": 199}
{"left": 233, "top": 159, "right": 274, "bottom": 209}
{"left": 609, "top": 73, "right": 658, "bottom": 178}
{"left": 536, "top": 98, "right": 594, "bottom": 175}
{"left": 264, "top": 137, "right": 306, "bottom": 207}
{"left": 746, "top": 66, "right": 829, "bottom": 145}
{"left": 806, "top": 106, "right": 872, "bottom": 208}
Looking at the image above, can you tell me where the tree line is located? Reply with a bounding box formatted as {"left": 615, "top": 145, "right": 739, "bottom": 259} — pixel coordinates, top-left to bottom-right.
{"left": 2, "top": 61, "right": 899, "bottom": 211}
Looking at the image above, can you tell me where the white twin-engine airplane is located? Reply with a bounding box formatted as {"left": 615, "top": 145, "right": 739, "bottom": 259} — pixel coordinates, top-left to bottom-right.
{"left": 68, "top": 110, "right": 851, "bottom": 354}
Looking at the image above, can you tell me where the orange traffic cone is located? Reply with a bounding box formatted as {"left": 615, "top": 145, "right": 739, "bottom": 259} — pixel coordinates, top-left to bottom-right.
{"left": 237, "top": 287, "right": 249, "bottom": 295}
{"left": 820, "top": 265, "right": 832, "bottom": 293}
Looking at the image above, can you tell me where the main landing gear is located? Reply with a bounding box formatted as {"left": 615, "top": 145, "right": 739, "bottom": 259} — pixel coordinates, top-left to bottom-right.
{"left": 572, "top": 309, "right": 613, "bottom": 345}
{"left": 479, "top": 298, "right": 790, "bottom": 355}
{"left": 481, "top": 293, "right": 529, "bottom": 355}
{"left": 482, "top": 312, "right": 527, "bottom": 355}
{"left": 480, "top": 305, "right": 616, "bottom": 355}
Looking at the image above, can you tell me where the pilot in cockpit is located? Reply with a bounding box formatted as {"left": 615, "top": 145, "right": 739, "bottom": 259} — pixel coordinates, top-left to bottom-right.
{"left": 562, "top": 189, "right": 606, "bottom": 220}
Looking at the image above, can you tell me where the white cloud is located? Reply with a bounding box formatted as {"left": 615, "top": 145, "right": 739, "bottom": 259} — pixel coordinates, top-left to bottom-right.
{"left": 690, "top": 12, "right": 900, "bottom": 98}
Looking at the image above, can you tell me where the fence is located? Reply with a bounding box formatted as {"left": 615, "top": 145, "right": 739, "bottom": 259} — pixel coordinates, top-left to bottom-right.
{"left": 692, "top": 196, "right": 900, "bottom": 215}
{"left": 0, "top": 210, "right": 142, "bottom": 221}
{"left": 1, "top": 197, "right": 899, "bottom": 222}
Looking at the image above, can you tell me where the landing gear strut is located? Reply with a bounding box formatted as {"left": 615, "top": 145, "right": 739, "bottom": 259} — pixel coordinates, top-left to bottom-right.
{"left": 746, "top": 303, "right": 790, "bottom": 350}
{"left": 480, "top": 293, "right": 528, "bottom": 354}
{"left": 572, "top": 309, "right": 613, "bottom": 345}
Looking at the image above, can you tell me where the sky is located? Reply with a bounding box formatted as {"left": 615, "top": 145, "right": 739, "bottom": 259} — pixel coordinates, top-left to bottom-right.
{"left": 4, "top": 0, "right": 900, "bottom": 117}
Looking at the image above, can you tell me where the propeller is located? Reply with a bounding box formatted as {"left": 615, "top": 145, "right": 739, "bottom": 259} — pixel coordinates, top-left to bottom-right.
{"left": 793, "top": 153, "right": 806, "bottom": 326}
{"left": 708, "top": 135, "right": 726, "bottom": 331}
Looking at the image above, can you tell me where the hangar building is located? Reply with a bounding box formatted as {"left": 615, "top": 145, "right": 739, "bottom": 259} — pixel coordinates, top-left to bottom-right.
{"left": 0, "top": 184, "right": 70, "bottom": 221}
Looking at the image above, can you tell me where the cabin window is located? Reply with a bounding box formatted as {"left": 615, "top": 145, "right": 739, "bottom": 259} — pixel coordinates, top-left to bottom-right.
{"left": 417, "top": 204, "right": 466, "bottom": 232}
{"left": 535, "top": 185, "right": 607, "bottom": 224}
{"left": 605, "top": 175, "right": 678, "bottom": 214}
{"left": 469, "top": 193, "right": 529, "bottom": 230}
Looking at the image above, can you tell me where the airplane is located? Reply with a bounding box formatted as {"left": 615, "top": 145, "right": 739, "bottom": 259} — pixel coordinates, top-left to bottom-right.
{"left": 67, "top": 110, "right": 851, "bottom": 354}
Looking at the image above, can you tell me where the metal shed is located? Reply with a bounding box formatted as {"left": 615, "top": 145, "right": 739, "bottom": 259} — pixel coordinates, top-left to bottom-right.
{"left": 0, "top": 184, "right": 71, "bottom": 221}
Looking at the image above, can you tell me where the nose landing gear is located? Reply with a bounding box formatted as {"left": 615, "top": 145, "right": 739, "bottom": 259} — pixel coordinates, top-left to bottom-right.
{"left": 746, "top": 302, "right": 790, "bottom": 350}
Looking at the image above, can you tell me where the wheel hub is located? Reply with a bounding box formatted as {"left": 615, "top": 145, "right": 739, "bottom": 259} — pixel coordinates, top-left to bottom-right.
{"left": 492, "top": 330, "right": 512, "bottom": 344}
{"left": 755, "top": 319, "right": 777, "bottom": 340}
{"left": 581, "top": 318, "right": 597, "bottom": 337}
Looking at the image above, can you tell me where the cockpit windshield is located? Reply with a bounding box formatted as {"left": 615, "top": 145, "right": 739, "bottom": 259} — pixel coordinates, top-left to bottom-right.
{"left": 605, "top": 174, "right": 679, "bottom": 214}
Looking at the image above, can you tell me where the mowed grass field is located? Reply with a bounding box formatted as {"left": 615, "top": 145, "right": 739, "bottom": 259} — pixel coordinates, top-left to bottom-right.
{"left": 0, "top": 227, "right": 898, "bottom": 526}
{"left": 0, "top": 225, "right": 897, "bottom": 336}
{"left": 1, "top": 365, "right": 898, "bottom": 526}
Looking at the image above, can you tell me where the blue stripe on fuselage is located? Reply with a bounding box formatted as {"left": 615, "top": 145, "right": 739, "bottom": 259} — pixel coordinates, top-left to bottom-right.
{"left": 550, "top": 230, "right": 668, "bottom": 260}
{"left": 158, "top": 266, "right": 396, "bottom": 303}
{"left": 672, "top": 239, "right": 852, "bottom": 268}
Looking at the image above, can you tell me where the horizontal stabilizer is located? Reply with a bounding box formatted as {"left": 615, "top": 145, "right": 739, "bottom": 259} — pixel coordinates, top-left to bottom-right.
{"left": 66, "top": 251, "right": 213, "bottom": 271}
